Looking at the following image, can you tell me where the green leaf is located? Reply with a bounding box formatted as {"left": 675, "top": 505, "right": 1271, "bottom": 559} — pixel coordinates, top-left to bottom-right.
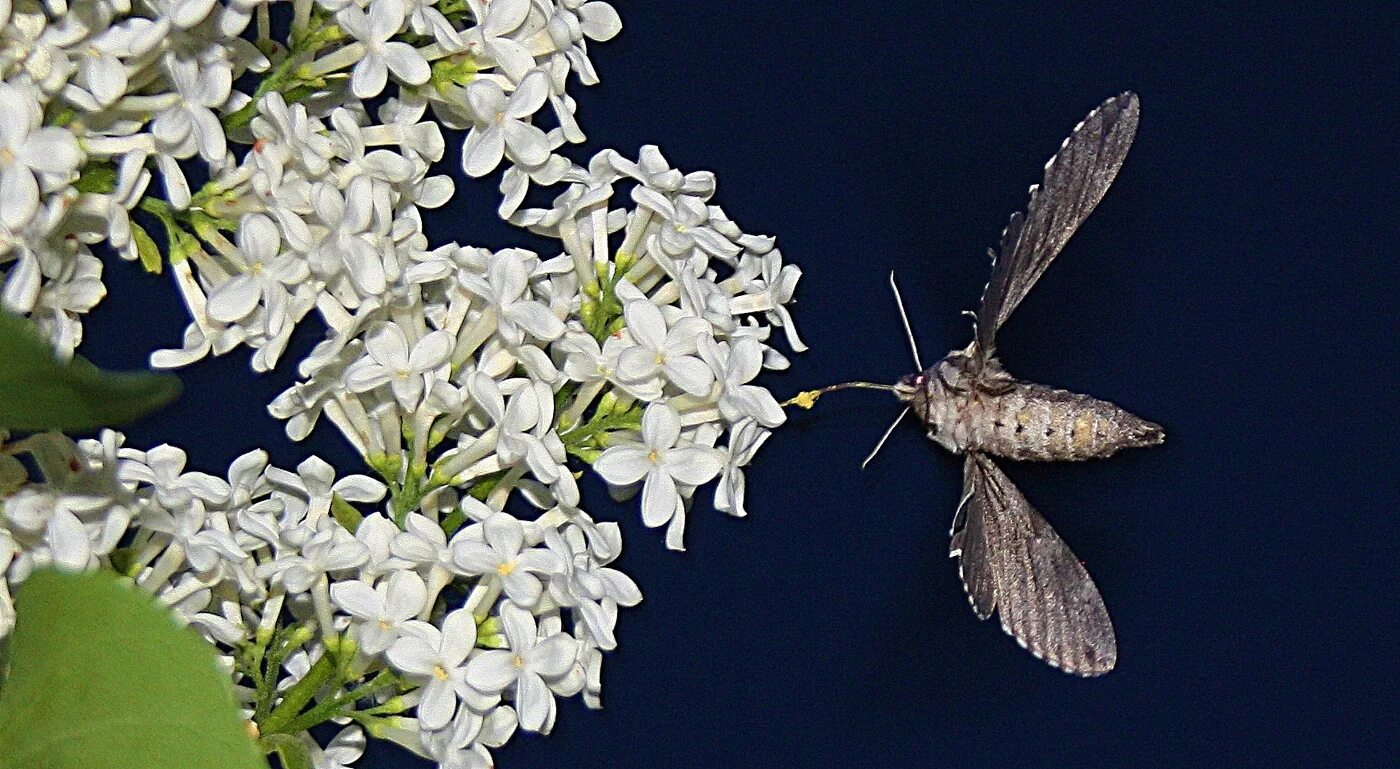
{"left": 0, "top": 570, "right": 268, "bottom": 769}
{"left": 0, "top": 311, "right": 180, "bottom": 431}
{"left": 130, "top": 222, "right": 164, "bottom": 274}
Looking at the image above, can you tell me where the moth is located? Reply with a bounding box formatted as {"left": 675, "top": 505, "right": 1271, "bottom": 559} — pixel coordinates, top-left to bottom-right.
{"left": 789, "top": 92, "right": 1162, "bottom": 675}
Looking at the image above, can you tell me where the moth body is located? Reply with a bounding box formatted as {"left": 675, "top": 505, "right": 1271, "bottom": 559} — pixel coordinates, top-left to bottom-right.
{"left": 896, "top": 352, "right": 1164, "bottom": 461}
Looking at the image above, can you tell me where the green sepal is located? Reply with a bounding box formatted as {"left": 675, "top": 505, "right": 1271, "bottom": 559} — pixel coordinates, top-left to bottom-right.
{"left": 131, "top": 221, "right": 164, "bottom": 274}
{"left": 330, "top": 493, "right": 364, "bottom": 533}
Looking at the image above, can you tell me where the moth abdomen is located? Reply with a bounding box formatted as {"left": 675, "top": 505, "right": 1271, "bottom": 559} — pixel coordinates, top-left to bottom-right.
{"left": 971, "top": 383, "right": 1163, "bottom": 461}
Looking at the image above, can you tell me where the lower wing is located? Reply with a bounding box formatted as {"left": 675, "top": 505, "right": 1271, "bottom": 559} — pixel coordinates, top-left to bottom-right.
{"left": 951, "top": 453, "right": 1118, "bottom": 675}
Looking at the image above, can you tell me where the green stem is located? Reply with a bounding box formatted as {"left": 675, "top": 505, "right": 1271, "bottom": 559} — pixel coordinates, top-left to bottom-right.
{"left": 259, "top": 637, "right": 337, "bottom": 734}
{"left": 278, "top": 670, "right": 398, "bottom": 734}
{"left": 560, "top": 407, "right": 643, "bottom": 451}
{"left": 222, "top": 19, "right": 342, "bottom": 132}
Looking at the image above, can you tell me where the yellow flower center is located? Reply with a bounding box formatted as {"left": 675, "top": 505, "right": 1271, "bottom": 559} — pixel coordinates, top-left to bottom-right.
{"left": 511, "top": 654, "right": 525, "bottom": 669}
{"left": 496, "top": 560, "right": 517, "bottom": 576}
{"left": 432, "top": 664, "right": 449, "bottom": 681}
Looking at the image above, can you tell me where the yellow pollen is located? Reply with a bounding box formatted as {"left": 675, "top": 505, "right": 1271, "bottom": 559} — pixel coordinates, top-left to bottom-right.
{"left": 0, "top": 148, "right": 13, "bottom": 165}
{"left": 250, "top": 261, "right": 265, "bottom": 275}
{"left": 432, "top": 664, "right": 449, "bottom": 681}
{"left": 378, "top": 619, "right": 393, "bottom": 630}
{"left": 395, "top": 369, "right": 411, "bottom": 380}
{"left": 781, "top": 390, "right": 821, "bottom": 409}
{"left": 646, "top": 450, "right": 659, "bottom": 463}
{"left": 653, "top": 353, "right": 666, "bottom": 365}
{"left": 495, "top": 561, "right": 517, "bottom": 576}
{"left": 511, "top": 654, "right": 525, "bottom": 669}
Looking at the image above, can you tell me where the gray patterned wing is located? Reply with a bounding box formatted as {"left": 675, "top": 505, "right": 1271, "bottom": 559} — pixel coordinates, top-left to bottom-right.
{"left": 963, "top": 453, "right": 1117, "bottom": 676}
{"left": 974, "top": 92, "right": 1140, "bottom": 361}
{"left": 950, "top": 454, "right": 996, "bottom": 619}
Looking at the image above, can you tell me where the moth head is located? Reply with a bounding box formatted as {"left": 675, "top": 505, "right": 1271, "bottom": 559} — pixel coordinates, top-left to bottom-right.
{"left": 894, "top": 370, "right": 929, "bottom": 403}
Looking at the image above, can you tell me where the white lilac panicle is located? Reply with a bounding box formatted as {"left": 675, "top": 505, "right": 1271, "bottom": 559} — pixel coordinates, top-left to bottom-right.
{"left": 0, "top": 3, "right": 806, "bottom": 768}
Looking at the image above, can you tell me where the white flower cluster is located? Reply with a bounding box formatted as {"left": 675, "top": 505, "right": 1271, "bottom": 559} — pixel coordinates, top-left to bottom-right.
{"left": 0, "top": 1, "right": 805, "bottom": 767}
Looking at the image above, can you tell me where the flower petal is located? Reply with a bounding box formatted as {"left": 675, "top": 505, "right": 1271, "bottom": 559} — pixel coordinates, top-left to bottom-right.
{"left": 206, "top": 274, "right": 262, "bottom": 323}
{"left": 483, "top": 513, "right": 524, "bottom": 556}
{"left": 526, "top": 633, "right": 576, "bottom": 679}
{"left": 382, "top": 42, "right": 430, "bottom": 85}
{"left": 640, "top": 470, "right": 677, "bottom": 528}
{"left": 514, "top": 671, "right": 552, "bottom": 732}
{"left": 385, "top": 570, "right": 428, "bottom": 621}
{"left": 502, "top": 118, "right": 550, "bottom": 167}
{"left": 591, "top": 445, "right": 651, "bottom": 486}
{"left": 465, "top": 649, "right": 518, "bottom": 693}
{"left": 621, "top": 300, "right": 666, "bottom": 349}
{"left": 663, "top": 354, "right": 714, "bottom": 396}
{"left": 462, "top": 124, "right": 505, "bottom": 177}
{"left": 641, "top": 402, "right": 681, "bottom": 449}
{"left": 330, "top": 579, "right": 384, "bottom": 621}
{"left": 664, "top": 446, "right": 723, "bottom": 486}
{"left": 417, "top": 679, "right": 457, "bottom": 730}
{"left": 351, "top": 54, "right": 389, "bottom": 99}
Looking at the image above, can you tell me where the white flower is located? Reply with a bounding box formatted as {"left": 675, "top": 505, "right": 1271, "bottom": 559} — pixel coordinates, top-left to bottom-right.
{"left": 458, "top": 249, "right": 565, "bottom": 345}
{"left": 1, "top": 488, "right": 101, "bottom": 571}
{"left": 698, "top": 336, "right": 786, "bottom": 427}
{"left": 152, "top": 56, "right": 232, "bottom": 164}
{"left": 543, "top": 0, "right": 622, "bottom": 86}
{"left": 307, "top": 726, "right": 365, "bottom": 769}
{"left": 119, "top": 444, "right": 228, "bottom": 509}
{"left": 207, "top": 214, "right": 310, "bottom": 331}
{"left": 257, "top": 526, "right": 369, "bottom": 593}
{"left": 309, "top": 177, "right": 387, "bottom": 297}
{"left": 461, "top": 71, "right": 550, "bottom": 177}
{"left": 140, "top": 501, "right": 248, "bottom": 573}
{"left": 465, "top": 0, "right": 534, "bottom": 80}
{"left": 0, "top": 82, "right": 81, "bottom": 228}
{"left": 265, "top": 455, "right": 387, "bottom": 526}
{"left": 421, "top": 706, "right": 517, "bottom": 769}
{"left": 714, "top": 418, "right": 771, "bottom": 518}
{"left": 464, "top": 603, "right": 576, "bottom": 733}
{"left": 546, "top": 528, "right": 640, "bottom": 650}
{"left": 345, "top": 321, "right": 453, "bottom": 410}
{"left": 615, "top": 297, "right": 714, "bottom": 397}
{"left": 391, "top": 510, "right": 468, "bottom": 573}
{"left": 468, "top": 375, "right": 564, "bottom": 483}
{"left": 385, "top": 608, "right": 481, "bottom": 730}
{"left": 330, "top": 569, "right": 427, "bottom": 655}
{"left": 592, "top": 403, "right": 723, "bottom": 548}
{"left": 339, "top": 0, "right": 431, "bottom": 99}
{"left": 451, "top": 512, "right": 562, "bottom": 606}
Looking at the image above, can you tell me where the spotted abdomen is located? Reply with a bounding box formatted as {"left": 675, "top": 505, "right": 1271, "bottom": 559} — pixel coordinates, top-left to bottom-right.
{"left": 969, "top": 383, "right": 1164, "bottom": 461}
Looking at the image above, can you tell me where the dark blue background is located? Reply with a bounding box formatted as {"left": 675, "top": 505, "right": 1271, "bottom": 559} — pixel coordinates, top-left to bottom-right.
{"left": 85, "top": 2, "right": 1396, "bottom": 767}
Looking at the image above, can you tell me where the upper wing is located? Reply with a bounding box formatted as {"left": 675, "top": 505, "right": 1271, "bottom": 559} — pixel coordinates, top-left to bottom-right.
{"left": 974, "top": 92, "right": 1140, "bottom": 360}
{"left": 955, "top": 453, "right": 1118, "bottom": 676}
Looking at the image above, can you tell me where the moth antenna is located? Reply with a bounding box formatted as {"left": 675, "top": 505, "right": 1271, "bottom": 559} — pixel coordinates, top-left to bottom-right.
{"left": 861, "top": 406, "right": 910, "bottom": 469}
{"left": 888, "top": 271, "right": 923, "bottom": 371}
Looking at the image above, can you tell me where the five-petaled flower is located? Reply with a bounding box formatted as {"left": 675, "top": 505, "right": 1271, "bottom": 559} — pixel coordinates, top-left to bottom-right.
{"left": 592, "top": 402, "right": 723, "bottom": 549}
